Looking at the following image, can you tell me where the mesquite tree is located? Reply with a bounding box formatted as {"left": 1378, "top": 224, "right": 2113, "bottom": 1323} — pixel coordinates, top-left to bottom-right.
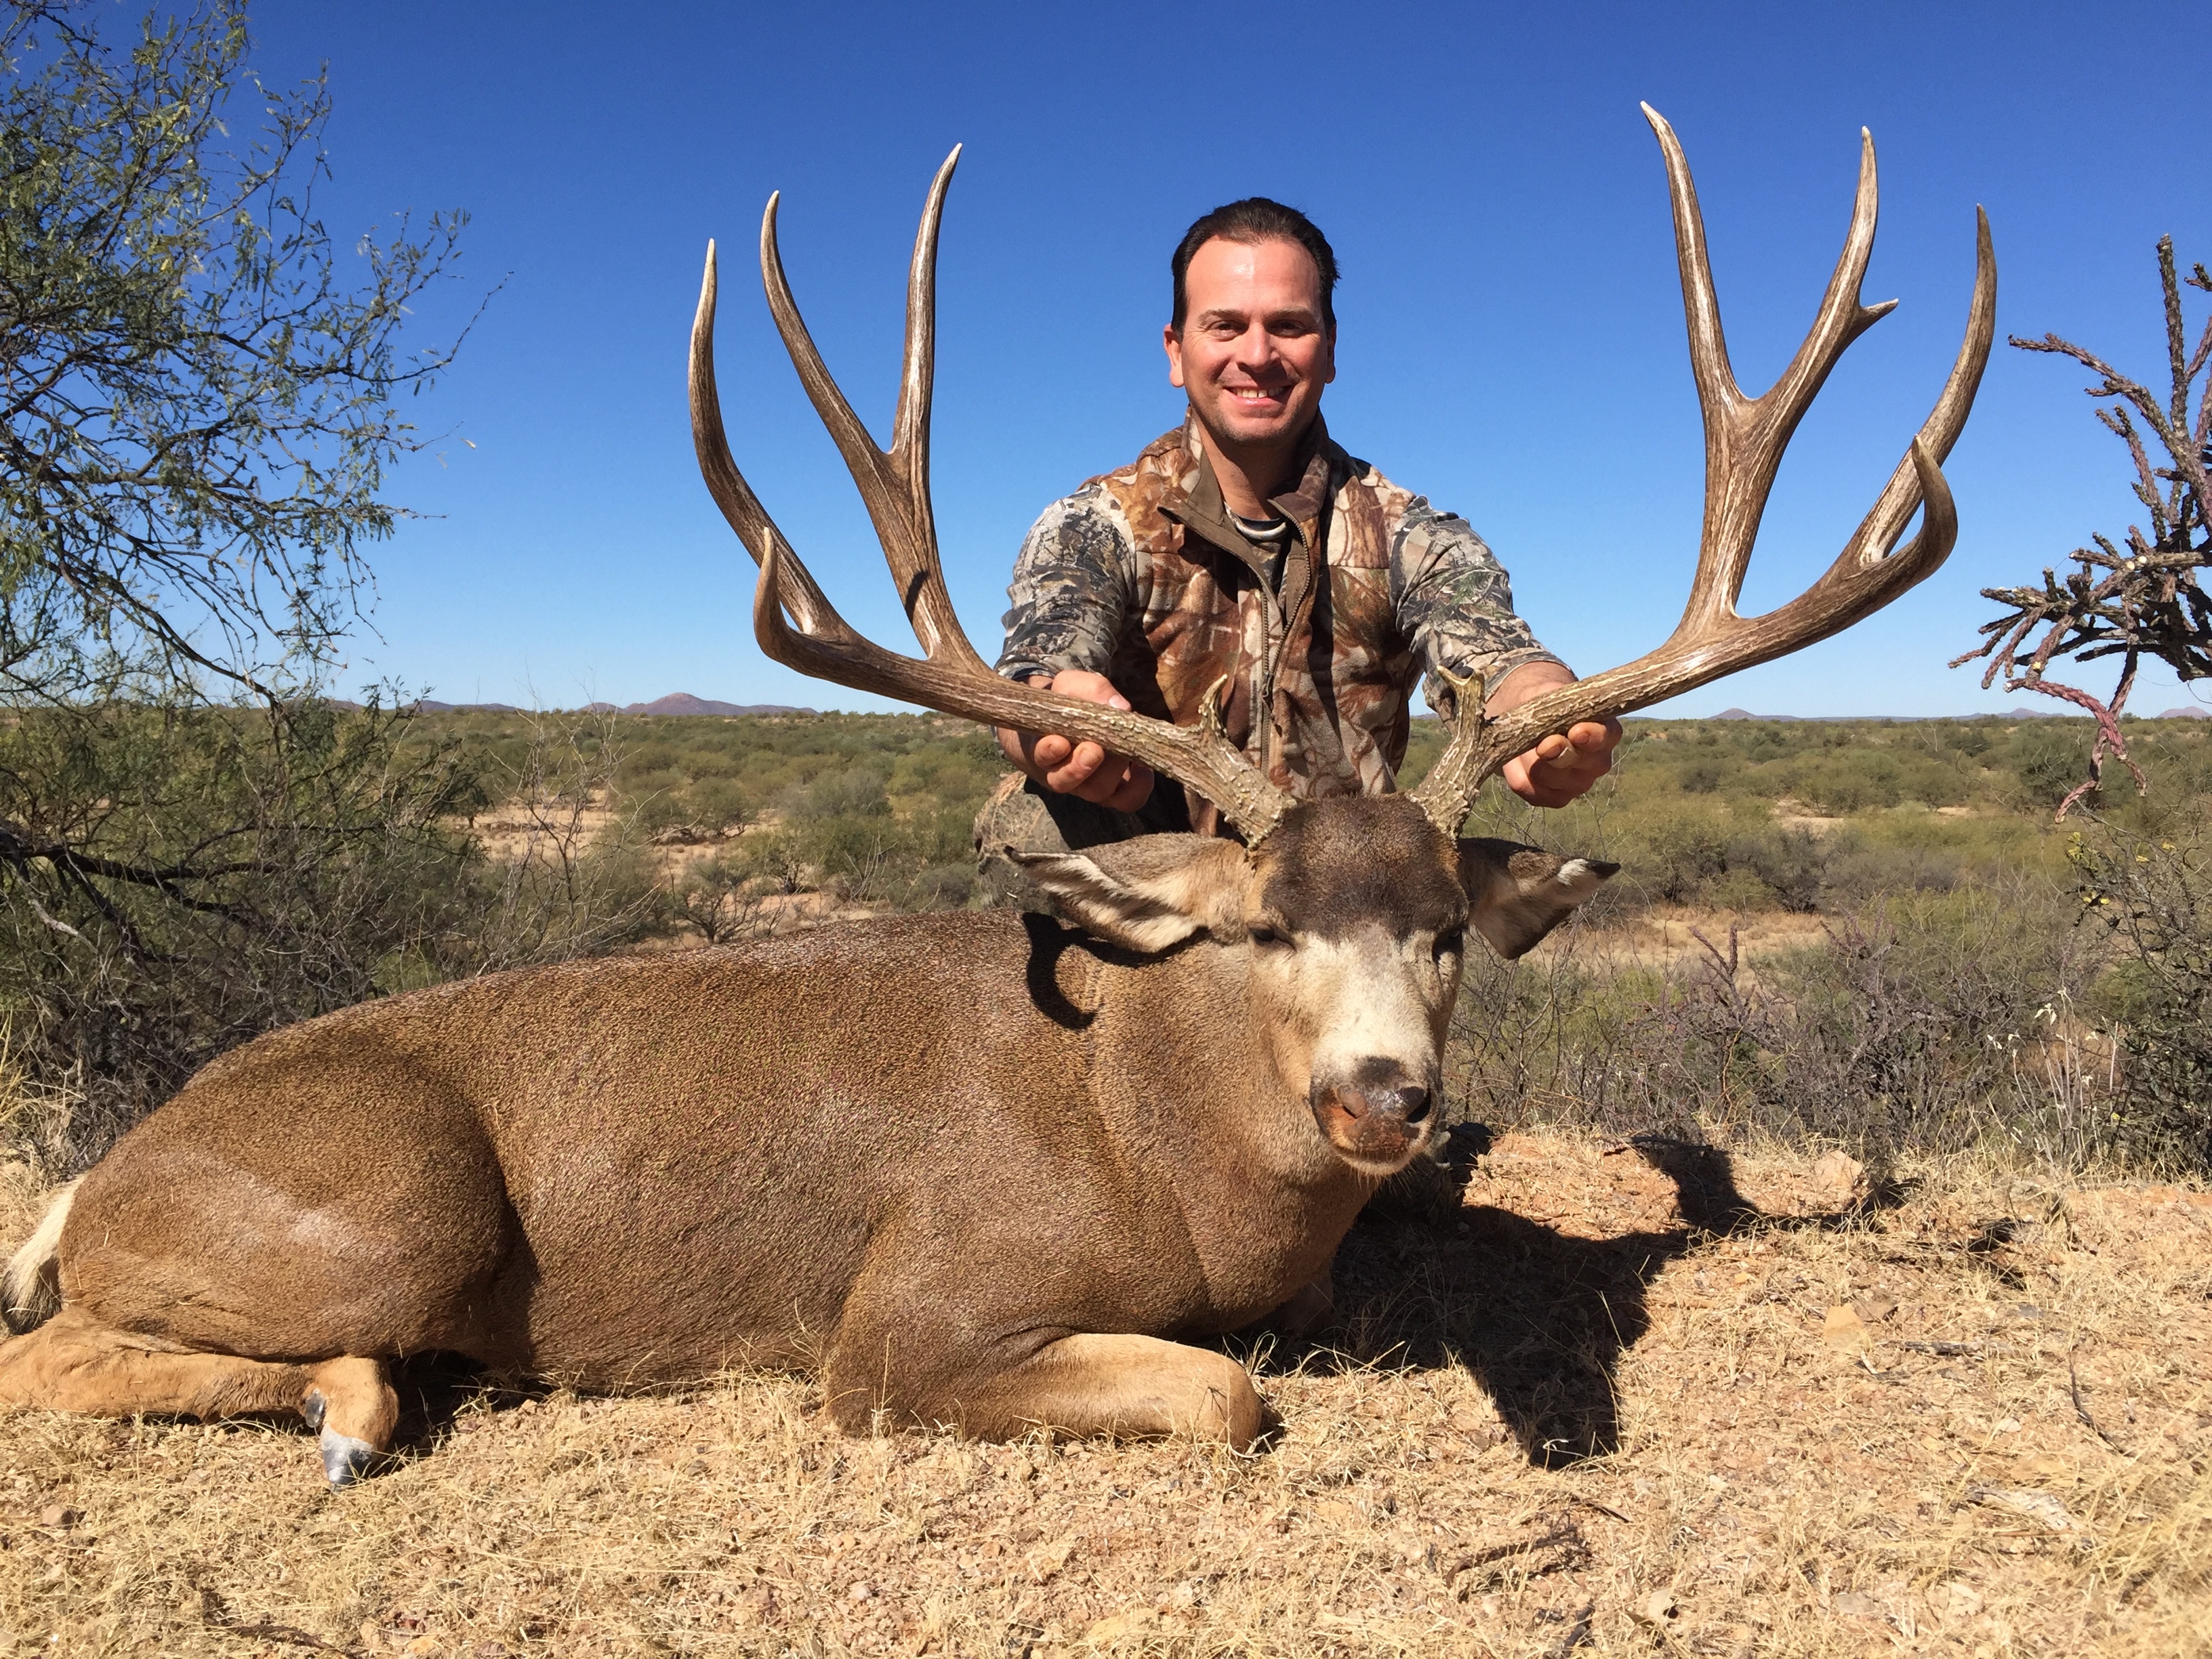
{"left": 0, "top": 1, "right": 525, "bottom": 1160}
{"left": 0, "top": 0, "right": 477, "bottom": 697}
{"left": 1953, "top": 238, "right": 2211, "bottom": 815}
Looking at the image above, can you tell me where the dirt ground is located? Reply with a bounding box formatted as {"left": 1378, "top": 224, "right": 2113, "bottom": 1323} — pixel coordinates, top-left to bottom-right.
{"left": 1, "top": 1134, "right": 2205, "bottom": 1658}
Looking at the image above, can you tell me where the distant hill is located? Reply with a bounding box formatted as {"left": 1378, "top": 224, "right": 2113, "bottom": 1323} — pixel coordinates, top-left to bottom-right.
{"left": 588, "top": 693, "right": 812, "bottom": 718}
{"left": 402, "top": 693, "right": 812, "bottom": 716}
{"left": 2156, "top": 705, "right": 2210, "bottom": 719}
{"left": 1691, "top": 707, "right": 2081, "bottom": 722}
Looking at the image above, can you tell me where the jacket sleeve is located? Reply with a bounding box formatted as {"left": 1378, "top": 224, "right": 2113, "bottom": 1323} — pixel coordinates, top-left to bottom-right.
{"left": 1391, "top": 499, "right": 1564, "bottom": 716}
{"left": 995, "top": 487, "right": 1137, "bottom": 684}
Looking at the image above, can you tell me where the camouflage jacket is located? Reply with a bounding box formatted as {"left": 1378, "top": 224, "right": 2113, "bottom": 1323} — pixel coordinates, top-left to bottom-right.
{"left": 996, "top": 415, "right": 1561, "bottom": 833}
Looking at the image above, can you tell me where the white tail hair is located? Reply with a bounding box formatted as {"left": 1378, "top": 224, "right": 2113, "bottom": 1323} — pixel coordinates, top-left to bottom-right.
{"left": 2, "top": 1179, "right": 79, "bottom": 1334}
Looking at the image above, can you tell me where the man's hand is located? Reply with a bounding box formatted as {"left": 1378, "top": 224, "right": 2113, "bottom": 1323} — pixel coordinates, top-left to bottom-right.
{"left": 1484, "top": 662, "right": 1622, "bottom": 809}
{"left": 996, "top": 670, "right": 1156, "bottom": 812}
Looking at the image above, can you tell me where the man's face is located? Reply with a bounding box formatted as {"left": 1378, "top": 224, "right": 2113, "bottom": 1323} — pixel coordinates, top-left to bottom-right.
{"left": 1164, "top": 236, "right": 1336, "bottom": 459}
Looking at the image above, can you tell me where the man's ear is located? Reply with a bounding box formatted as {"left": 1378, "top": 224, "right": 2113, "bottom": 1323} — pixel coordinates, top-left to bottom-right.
{"left": 1456, "top": 837, "right": 1617, "bottom": 960}
{"left": 1008, "top": 834, "right": 1247, "bottom": 953}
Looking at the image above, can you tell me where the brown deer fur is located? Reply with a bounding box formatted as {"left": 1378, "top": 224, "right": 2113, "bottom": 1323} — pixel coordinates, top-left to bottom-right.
{"left": 0, "top": 804, "right": 1611, "bottom": 1481}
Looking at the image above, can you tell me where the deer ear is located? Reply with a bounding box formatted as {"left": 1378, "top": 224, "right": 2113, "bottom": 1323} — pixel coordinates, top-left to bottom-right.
{"left": 1456, "top": 838, "right": 1617, "bottom": 960}
{"left": 1008, "top": 835, "right": 1248, "bottom": 954}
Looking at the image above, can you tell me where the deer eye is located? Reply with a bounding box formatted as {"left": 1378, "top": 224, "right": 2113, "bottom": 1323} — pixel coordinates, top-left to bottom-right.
{"left": 1433, "top": 926, "right": 1467, "bottom": 962}
{"left": 1248, "top": 923, "right": 1291, "bottom": 950}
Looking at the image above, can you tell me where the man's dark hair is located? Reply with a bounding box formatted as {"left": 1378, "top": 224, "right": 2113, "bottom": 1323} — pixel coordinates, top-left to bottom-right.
{"left": 1170, "top": 198, "right": 1338, "bottom": 331}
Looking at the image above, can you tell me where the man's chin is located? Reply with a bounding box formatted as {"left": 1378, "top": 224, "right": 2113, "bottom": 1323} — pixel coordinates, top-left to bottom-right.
{"left": 1195, "top": 397, "right": 1311, "bottom": 451}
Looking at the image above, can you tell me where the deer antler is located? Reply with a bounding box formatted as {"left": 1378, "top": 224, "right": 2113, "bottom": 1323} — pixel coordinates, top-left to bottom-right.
{"left": 1411, "top": 105, "right": 1998, "bottom": 836}
{"left": 689, "top": 148, "right": 1295, "bottom": 842}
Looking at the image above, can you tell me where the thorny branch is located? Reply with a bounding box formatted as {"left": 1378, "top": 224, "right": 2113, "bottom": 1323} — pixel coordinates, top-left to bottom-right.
{"left": 1951, "top": 237, "right": 2211, "bottom": 817}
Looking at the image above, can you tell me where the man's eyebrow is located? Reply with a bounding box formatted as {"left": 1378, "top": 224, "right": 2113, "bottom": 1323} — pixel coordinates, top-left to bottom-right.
{"left": 1192, "top": 304, "right": 1319, "bottom": 327}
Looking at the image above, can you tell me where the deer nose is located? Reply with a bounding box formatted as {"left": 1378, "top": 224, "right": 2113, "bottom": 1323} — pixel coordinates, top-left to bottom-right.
{"left": 1325, "top": 1082, "right": 1430, "bottom": 1125}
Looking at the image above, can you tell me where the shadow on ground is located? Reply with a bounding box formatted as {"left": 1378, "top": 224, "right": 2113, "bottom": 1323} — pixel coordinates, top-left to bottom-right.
{"left": 1296, "top": 1126, "right": 1893, "bottom": 1468}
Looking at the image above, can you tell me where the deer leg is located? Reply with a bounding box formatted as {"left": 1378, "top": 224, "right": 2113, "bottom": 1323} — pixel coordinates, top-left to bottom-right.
{"left": 829, "top": 1330, "right": 1271, "bottom": 1450}
{"left": 0, "top": 1309, "right": 397, "bottom": 1487}
{"left": 0, "top": 1307, "right": 311, "bottom": 1417}
{"left": 299, "top": 1355, "right": 399, "bottom": 1488}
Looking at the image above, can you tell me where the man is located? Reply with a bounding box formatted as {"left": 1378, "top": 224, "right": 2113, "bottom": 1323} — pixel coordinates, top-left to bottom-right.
{"left": 977, "top": 197, "right": 1618, "bottom": 882}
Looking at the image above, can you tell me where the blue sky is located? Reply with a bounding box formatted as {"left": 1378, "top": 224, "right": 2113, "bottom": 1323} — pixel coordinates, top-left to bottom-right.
{"left": 244, "top": 0, "right": 2211, "bottom": 717}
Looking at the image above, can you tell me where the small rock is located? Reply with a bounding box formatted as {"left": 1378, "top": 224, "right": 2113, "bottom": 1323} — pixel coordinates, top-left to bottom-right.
{"left": 1969, "top": 1485, "right": 2074, "bottom": 1532}
{"left": 1812, "top": 1149, "right": 1866, "bottom": 1197}
{"left": 846, "top": 1582, "right": 876, "bottom": 1603}
{"left": 1082, "top": 1609, "right": 1156, "bottom": 1643}
{"left": 1822, "top": 1305, "right": 1868, "bottom": 1348}
{"left": 1851, "top": 1294, "right": 1898, "bottom": 1323}
{"left": 35, "top": 1505, "right": 77, "bottom": 1530}
{"left": 1635, "top": 1589, "right": 1679, "bottom": 1625}
{"left": 1834, "top": 1590, "right": 1885, "bottom": 1619}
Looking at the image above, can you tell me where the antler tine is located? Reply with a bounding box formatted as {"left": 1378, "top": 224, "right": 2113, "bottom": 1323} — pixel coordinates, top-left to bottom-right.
{"left": 1410, "top": 111, "right": 1996, "bottom": 837}
{"left": 759, "top": 151, "right": 978, "bottom": 668}
{"left": 689, "top": 242, "right": 842, "bottom": 629}
{"left": 691, "top": 161, "right": 1296, "bottom": 842}
{"left": 1650, "top": 101, "right": 1891, "bottom": 636}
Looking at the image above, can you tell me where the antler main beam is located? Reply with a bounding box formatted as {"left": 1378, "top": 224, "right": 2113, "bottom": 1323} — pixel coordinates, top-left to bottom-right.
{"left": 1411, "top": 105, "right": 1997, "bottom": 834}
{"left": 689, "top": 148, "right": 1295, "bottom": 841}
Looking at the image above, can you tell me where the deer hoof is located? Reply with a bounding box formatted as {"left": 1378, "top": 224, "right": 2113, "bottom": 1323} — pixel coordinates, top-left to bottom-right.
{"left": 320, "top": 1428, "right": 380, "bottom": 1488}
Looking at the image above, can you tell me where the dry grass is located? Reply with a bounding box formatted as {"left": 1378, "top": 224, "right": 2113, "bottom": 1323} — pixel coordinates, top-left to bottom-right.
{"left": 1, "top": 1135, "right": 2206, "bottom": 1658}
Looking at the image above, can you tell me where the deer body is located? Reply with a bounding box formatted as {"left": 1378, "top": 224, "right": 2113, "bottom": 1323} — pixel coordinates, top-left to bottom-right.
{"left": 5, "top": 802, "right": 1607, "bottom": 1475}
{"left": 48, "top": 909, "right": 1347, "bottom": 1401}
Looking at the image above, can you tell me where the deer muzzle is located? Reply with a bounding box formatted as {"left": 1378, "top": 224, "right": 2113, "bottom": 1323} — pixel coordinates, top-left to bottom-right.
{"left": 1309, "top": 1073, "right": 1434, "bottom": 1172}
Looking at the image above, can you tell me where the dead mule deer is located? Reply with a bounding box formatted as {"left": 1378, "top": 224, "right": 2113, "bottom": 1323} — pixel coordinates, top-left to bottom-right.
{"left": 0, "top": 107, "right": 1992, "bottom": 1485}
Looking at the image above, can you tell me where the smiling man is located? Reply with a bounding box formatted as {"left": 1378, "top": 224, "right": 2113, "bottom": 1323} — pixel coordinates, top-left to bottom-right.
{"left": 977, "top": 197, "right": 1618, "bottom": 886}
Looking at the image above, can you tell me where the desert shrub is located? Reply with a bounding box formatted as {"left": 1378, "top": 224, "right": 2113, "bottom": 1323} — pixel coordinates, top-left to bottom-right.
{"left": 0, "top": 699, "right": 483, "bottom": 1168}
{"left": 1725, "top": 827, "right": 1828, "bottom": 912}
{"left": 2007, "top": 725, "right": 2097, "bottom": 808}
{"left": 1449, "top": 872, "right": 2104, "bottom": 1166}
{"left": 2070, "top": 817, "right": 2212, "bottom": 1172}
{"left": 1784, "top": 750, "right": 1902, "bottom": 813}
{"left": 801, "top": 764, "right": 892, "bottom": 821}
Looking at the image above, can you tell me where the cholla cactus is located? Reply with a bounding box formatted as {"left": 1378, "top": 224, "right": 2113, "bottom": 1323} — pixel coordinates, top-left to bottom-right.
{"left": 1953, "top": 238, "right": 2210, "bottom": 817}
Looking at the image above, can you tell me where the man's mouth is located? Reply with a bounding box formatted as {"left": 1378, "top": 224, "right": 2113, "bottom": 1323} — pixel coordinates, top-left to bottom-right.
{"left": 1227, "top": 386, "right": 1288, "bottom": 405}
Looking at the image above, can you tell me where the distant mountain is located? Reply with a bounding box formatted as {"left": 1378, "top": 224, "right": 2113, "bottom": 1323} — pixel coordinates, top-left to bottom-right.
{"left": 578, "top": 693, "right": 813, "bottom": 717}
{"left": 409, "top": 699, "right": 520, "bottom": 713}
{"left": 2156, "top": 705, "right": 2210, "bottom": 719}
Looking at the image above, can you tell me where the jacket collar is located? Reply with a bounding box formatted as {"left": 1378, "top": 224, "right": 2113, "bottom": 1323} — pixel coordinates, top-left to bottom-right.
{"left": 1162, "top": 412, "right": 1345, "bottom": 569}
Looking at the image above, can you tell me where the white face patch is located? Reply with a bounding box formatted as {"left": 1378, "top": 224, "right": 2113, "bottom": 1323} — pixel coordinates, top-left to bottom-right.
{"left": 1263, "top": 924, "right": 1459, "bottom": 1099}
